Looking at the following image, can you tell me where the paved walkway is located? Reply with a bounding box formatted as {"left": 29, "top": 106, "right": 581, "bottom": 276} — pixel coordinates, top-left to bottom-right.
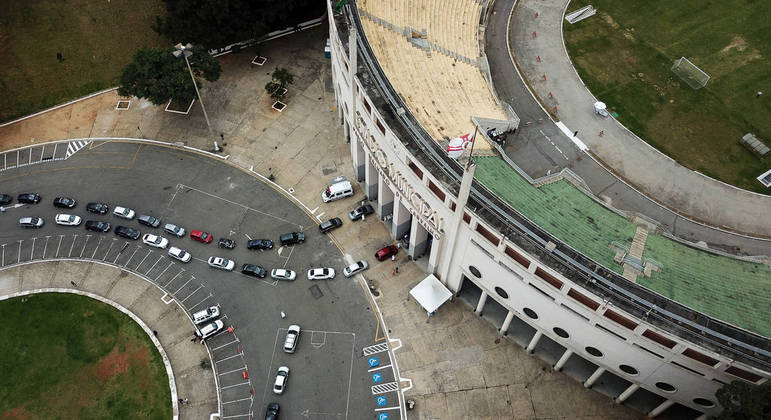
{"left": 0, "top": 25, "right": 642, "bottom": 418}
{"left": 505, "top": 0, "right": 771, "bottom": 237}
{"left": 0, "top": 261, "right": 217, "bottom": 419}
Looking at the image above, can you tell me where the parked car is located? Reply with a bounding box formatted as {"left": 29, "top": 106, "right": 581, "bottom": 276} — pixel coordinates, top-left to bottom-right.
{"left": 163, "top": 223, "right": 185, "bottom": 237}
{"left": 343, "top": 260, "right": 369, "bottom": 277}
{"left": 279, "top": 232, "right": 305, "bottom": 246}
{"left": 86, "top": 202, "right": 109, "bottom": 214}
{"left": 53, "top": 196, "right": 76, "bottom": 208}
{"left": 270, "top": 268, "right": 296, "bottom": 281}
{"left": 193, "top": 306, "right": 220, "bottom": 325}
{"left": 348, "top": 204, "right": 374, "bottom": 221}
{"left": 190, "top": 230, "right": 213, "bottom": 243}
{"left": 375, "top": 245, "right": 398, "bottom": 261}
{"left": 85, "top": 220, "right": 111, "bottom": 232}
{"left": 307, "top": 267, "right": 335, "bottom": 280}
{"left": 17, "top": 193, "right": 41, "bottom": 204}
{"left": 168, "top": 246, "right": 191, "bottom": 263}
{"left": 138, "top": 214, "right": 161, "bottom": 228}
{"left": 283, "top": 325, "right": 301, "bottom": 353}
{"left": 218, "top": 238, "right": 236, "bottom": 249}
{"left": 273, "top": 366, "right": 290, "bottom": 394}
{"left": 196, "top": 319, "right": 224, "bottom": 340}
{"left": 142, "top": 233, "right": 169, "bottom": 249}
{"left": 19, "top": 217, "right": 44, "bottom": 228}
{"left": 115, "top": 225, "right": 140, "bottom": 240}
{"left": 241, "top": 264, "right": 267, "bottom": 278}
{"left": 265, "top": 402, "right": 280, "bottom": 420}
{"left": 319, "top": 217, "right": 343, "bottom": 233}
{"left": 0, "top": 194, "right": 12, "bottom": 205}
{"left": 247, "top": 239, "right": 274, "bottom": 250}
{"left": 55, "top": 214, "right": 82, "bottom": 226}
{"left": 208, "top": 256, "right": 235, "bottom": 271}
{"left": 113, "top": 206, "right": 135, "bottom": 219}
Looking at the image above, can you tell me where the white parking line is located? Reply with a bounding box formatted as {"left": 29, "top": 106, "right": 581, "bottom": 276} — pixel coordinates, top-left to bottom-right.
{"left": 68, "top": 234, "right": 77, "bottom": 257}
{"left": 180, "top": 285, "right": 203, "bottom": 303}
{"left": 17, "top": 240, "right": 22, "bottom": 263}
{"left": 164, "top": 269, "right": 185, "bottom": 288}
{"left": 135, "top": 249, "right": 151, "bottom": 270}
{"left": 42, "top": 236, "right": 50, "bottom": 259}
{"left": 145, "top": 255, "right": 164, "bottom": 275}
{"left": 220, "top": 381, "right": 250, "bottom": 391}
{"left": 123, "top": 246, "right": 139, "bottom": 267}
{"left": 215, "top": 353, "right": 243, "bottom": 364}
{"left": 1, "top": 244, "right": 5, "bottom": 266}
{"left": 210, "top": 338, "right": 239, "bottom": 352}
{"left": 55, "top": 235, "right": 63, "bottom": 257}
{"left": 90, "top": 237, "right": 103, "bottom": 259}
{"left": 29, "top": 237, "right": 36, "bottom": 260}
{"left": 79, "top": 235, "right": 91, "bottom": 258}
{"left": 177, "top": 184, "right": 301, "bottom": 227}
{"left": 368, "top": 364, "right": 392, "bottom": 373}
{"left": 187, "top": 294, "right": 213, "bottom": 311}
{"left": 218, "top": 367, "right": 247, "bottom": 376}
{"left": 101, "top": 239, "right": 116, "bottom": 261}
{"left": 173, "top": 276, "right": 194, "bottom": 294}
{"left": 220, "top": 413, "right": 251, "bottom": 419}
{"left": 222, "top": 397, "right": 253, "bottom": 405}
{"left": 374, "top": 406, "right": 401, "bottom": 412}
{"left": 155, "top": 261, "right": 175, "bottom": 280}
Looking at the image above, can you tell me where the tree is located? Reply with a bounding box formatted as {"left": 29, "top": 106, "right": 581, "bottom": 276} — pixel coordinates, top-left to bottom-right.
{"left": 716, "top": 380, "right": 771, "bottom": 419}
{"left": 265, "top": 68, "right": 294, "bottom": 102}
{"left": 118, "top": 46, "right": 221, "bottom": 106}
{"left": 153, "top": 0, "right": 325, "bottom": 49}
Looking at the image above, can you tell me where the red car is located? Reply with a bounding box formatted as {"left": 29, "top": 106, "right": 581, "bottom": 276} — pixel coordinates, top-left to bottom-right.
{"left": 190, "top": 230, "right": 213, "bottom": 243}
{"left": 375, "top": 245, "right": 398, "bottom": 261}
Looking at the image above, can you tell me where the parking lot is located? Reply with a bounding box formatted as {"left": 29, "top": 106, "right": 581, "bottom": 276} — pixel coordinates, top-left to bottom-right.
{"left": 0, "top": 140, "right": 398, "bottom": 419}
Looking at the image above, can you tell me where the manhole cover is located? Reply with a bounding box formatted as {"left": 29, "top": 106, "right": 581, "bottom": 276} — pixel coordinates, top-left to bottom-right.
{"left": 309, "top": 284, "right": 324, "bottom": 299}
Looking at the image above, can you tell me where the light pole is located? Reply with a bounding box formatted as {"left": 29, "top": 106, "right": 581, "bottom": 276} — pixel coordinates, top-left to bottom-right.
{"left": 173, "top": 43, "right": 220, "bottom": 152}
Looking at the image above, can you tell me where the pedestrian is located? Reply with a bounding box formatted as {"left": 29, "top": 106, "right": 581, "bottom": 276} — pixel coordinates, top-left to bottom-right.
{"left": 598, "top": 130, "right": 604, "bottom": 137}
{"left": 757, "top": 91, "right": 763, "bottom": 98}
{"left": 391, "top": 254, "right": 396, "bottom": 261}
{"left": 57, "top": 52, "right": 63, "bottom": 62}
{"left": 70, "top": 281, "right": 77, "bottom": 287}
{"left": 392, "top": 268, "right": 397, "bottom": 276}
{"left": 183, "top": 398, "right": 190, "bottom": 405}
{"left": 395, "top": 266, "right": 400, "bottom": 274}
{"left": 220, "top": 133, "right": 224, "bottom": 141}
{"left": 280, "top": 311, "right": 286, "bottom": 319}
{"left": 573, "top": 130, "right": 579, "bottom": 137}
{"left": 396, "top": 242, "right": 401, "bottom": 249}
{"left": 153, "top": 330, "right": 158, "bottom": 337}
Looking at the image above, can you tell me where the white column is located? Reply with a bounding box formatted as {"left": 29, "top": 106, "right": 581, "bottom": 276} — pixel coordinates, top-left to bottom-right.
{"left": 499, "top": 310, "right": 515, "bottom": 336}
{"left": 526, "top": 331, "right": 543, "bottom": 354}
{"left": 584, "top": 367, "right": 605, "bottom": 388}
{"left": 427, "top": 236, "right": 442, "bottom": 273}
{"left": 648, "top": 399, "right": 675, "bottom": 418}
{"left": 553, "top": 349, "right": 573, "bottom": 371}
{"left": 438, "top": 162, "right": 476, "bottom": 284}
{"left": 474, "top": 290, "right": 488, "bottom": 315}
{"left": 377, "top": 176, "right": 394, "bottom": 219}
{"left": 391, "top": 196, "right": 411, "bottom": 240}
{"left": 408, "top": 217, "right": 429, "bottom": 259}
{"left": 615, "top": 384, "right": 639, "bottom": 403}
{"left": 365, "top": 156, "right": 378, "bottom": 200}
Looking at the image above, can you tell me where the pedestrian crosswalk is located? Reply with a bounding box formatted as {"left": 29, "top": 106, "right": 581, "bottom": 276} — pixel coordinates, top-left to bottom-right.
{"left": 66, "top": 140, "right": 90, "bottom": 159}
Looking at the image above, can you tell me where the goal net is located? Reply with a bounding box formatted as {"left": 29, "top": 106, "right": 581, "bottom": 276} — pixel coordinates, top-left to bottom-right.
{"left": 671, "top": 57, "right": 710, "bottom": 89}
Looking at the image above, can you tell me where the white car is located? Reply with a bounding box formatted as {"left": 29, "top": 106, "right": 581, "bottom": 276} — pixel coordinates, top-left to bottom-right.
{"left": 196, "top": 319, "right": 224, "bottom": 340}
{"left": 168, "top": 246, "right": 191, "bottom": 263}
{"left": 163, "top": 223, "right": 185, "bottom": 237}
{"left": 19, "top": 217, "right": 44, "bottom": 228}
{"left": 273, "top": 366, "right": 290, "bottom": 394}
{"left": 113, "top": 206, "right": 135, "bottom": 219}
{"left": 307, "top": 267, "right": 335, "bottom": 281}
{"left": 283, "top": 325, "right": 301, "bottom": 353}
{"left": 142, "top": 233, "right": 169, "bottom": 249}
{"left": 193, "top": 306, "right": 220, "bottom": 325}
{"left": 270, "top": 268, "right": 296, "bottom": 281}
{"left": 54, "top": 214, "right": 82, "bottom": 226}
{"left": 343, "top": 260, "right": 369, "bottom": 277}
{"left": 208, "top": 256, "right": 235, "bottom": 271}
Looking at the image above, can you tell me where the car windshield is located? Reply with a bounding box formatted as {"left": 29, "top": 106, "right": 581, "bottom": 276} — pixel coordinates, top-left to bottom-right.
{"left": 201, "top": 232, "right": 209, "bottom": 240}
{"left": 153, "top": 237, "right": 161, "bottom": 243}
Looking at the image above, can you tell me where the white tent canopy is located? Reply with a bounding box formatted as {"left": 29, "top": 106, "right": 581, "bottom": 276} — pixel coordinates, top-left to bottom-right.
{"left": 409, "top": 275, "right": 453, "bottom": 315}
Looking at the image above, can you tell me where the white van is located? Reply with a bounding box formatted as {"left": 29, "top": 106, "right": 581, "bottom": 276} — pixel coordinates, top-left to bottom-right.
{"left": 321, "top": 176, "right": 354, "bottom": 203}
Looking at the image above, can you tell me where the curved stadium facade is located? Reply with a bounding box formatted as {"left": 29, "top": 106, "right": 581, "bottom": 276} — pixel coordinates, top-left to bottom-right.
{"left": 326, "top": 0, "right": 770, "bottom": 417}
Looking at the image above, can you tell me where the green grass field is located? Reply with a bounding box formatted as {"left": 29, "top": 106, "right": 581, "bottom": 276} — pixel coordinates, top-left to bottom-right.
{"left": 0, "top": 0, "right": 167, "bottom": 122}
{"left": 0, "top": 293, "right": 171, "bottom": 419}
{"left": 564, "top": 0, "right": 771, "bottom": 192}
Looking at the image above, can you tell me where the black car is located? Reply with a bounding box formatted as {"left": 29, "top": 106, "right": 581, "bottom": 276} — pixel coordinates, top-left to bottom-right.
{"left": 241, "top": 264, "right": 267, "bottom": 278}
{"left": 279, "top": 232, "right": 305, "bottom": 246}
{"left": 247, "top": 239, "right": 274, "bottom": 250}
{"left": 86, "top": 202, "right": 109, "bottom": 214}
{"left": 0, "top": 194, "right": 12, "bottom": 205}
{"left": 319, "top": 217, "right": 343, "bottom": 233}
{"left": 265, "top": 402, "right": 279, "bottom": 420}
{"left": 218, "top": 238, "right": 236, "bottom": 249}
{"left": 53, "top": 196, "right": 76, "bottom": 208}
{"left": 348, "top": 204, "right": 375, "bottom": 221}
{"left": 18, "top": 193, "right": 41, "bottom": 204}
{"left": 137, "top": 214, "right": 161, "bottom": 228}
{"left": 115, "top": 225, "right": 140, "bottom": 240}
{"left": 85, "top": 220, "right": 111, "bottom": 232}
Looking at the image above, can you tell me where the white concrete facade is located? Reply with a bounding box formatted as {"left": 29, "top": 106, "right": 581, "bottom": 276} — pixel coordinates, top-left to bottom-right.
{"left": 327, "top": 3, "right": 769, "bottom": 417}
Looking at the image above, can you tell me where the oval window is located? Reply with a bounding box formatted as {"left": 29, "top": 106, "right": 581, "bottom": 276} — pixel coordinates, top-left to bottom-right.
{"left": 469, "top": 266, "right": 481, "bottom": 278}
{"left": 655, "top": 382, "right": 677, "bottom": 393}
{"left": 553, "top": 327, "right": 569, "bottom": 338}
{"left": 585, "top": 346, "right": 603, "bottom": 358}
{"left": 494, "top": 287, "right": 509, "bottom": 299}
{"left": 523, "top": 308, "right": 538, "bottom": 319}
{"left": 693, "top": 398, "right": 714, "bottom": 408}
{"left": 619, "top": 364, "right": 639, "bottom": 376}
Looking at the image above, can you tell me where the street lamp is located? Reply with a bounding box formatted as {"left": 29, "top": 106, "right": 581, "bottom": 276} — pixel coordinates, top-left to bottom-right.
{"left": 173, "top": 43, "right": 220, "bottom": 152}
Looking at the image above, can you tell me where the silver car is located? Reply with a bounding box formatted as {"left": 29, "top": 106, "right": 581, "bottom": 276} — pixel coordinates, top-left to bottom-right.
{"left": 163, "top": 223, "right": 186, "bottom": 237}
{"left": 55, "top": 214, "right": 82, "bottom": 226}
{"left": 19, "top": 217, "right": 44, "bottom": 228}
{"left": 113, "top": 206, "right": 135, "bottom": 219}
{"left": 343, "top": 260, "right": 369, "bottom": 277}
{"left": 270, "top": 268, "right": 296, "bottom": 281}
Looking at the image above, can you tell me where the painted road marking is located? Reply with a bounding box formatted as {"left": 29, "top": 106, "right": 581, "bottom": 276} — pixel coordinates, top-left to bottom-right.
{"left": 155, "top": 261, "right": 175, "bottom": 281}
{"left": 180, "top": 285, "right": 203, "bottom": 303}
{"left": 368, "top": 357, "right": 379, "bottom": 368}
{"left": 80, "top": 235, "right": 92, "bottom": 258}
{"left": 376, "top": 396, "right": 387, "bottom": 406}
{"left": 372, "top": 382, "right": 399, "bottom": 395}
{"left": 17, "top": 240, "right": 22, "bottom": 263}
{"left": 29, "top": 237, "right": 37, "bottom": 260}
{"left": 363, "top": 342, "right": 389, "bottom": 356}
{"left": 42, "top": 236, "right": 50, "bottom": 259}
{"left": 378, "top": 412, "right": 390, "bottom": 420}
{"left": 90, "top": 237, "right": 103, "bottom": 259}
{"left": 368, "top": 364, "right": 392, "bottom": 373}
{"left": 135, "top": 249, "right": 151, "bottom": 270}
{"left": 68, "top": 234, "right": 77, "bottom": 257}
{"left": 124, "top": 246, "right": 139, "bottom": 267}
{"left": 102, "top": 239, "right": 116, "bottom": 261}
{"left": 164, "top": 269, "right": 185, "bottom": 288}
{"left": 55, "top": 235, "right": 63, "bottom": 257}
{"left": 145, "top": 255, "right": 164, "bottom": 275}
{"left": 372, "top": 372, "right": 383, "bottom": 383}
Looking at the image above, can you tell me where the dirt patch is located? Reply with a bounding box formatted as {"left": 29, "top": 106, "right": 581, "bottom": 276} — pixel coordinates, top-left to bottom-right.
{"left": 1, "top": 407, "right": 29, "bottom": 419}
{"left": 95, "top": 348, "right": 131, "bottom": 382}
{"left": 600, "top": 12, "right": 620, "bottom": 29}
{"left": 720, "top": 36, "right": 748, "bottom": 53}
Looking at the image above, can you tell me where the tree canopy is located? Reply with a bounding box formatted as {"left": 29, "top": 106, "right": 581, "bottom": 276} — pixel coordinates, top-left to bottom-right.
{"left": 154, "top": 0, "right": 325, "bottom": 49}
{"left": 716, "top": 380, "right": 771, "bottom": 420}
{"left": 118, "top": 46, "right": 221, "bottom": 105}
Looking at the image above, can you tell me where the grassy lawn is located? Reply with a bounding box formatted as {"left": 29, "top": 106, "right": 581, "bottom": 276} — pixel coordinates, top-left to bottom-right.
{"left": 0, "top": 293, "right": 171, "bottom": 419}
{"left": 0, "top": 0, "right": 167, "bottom": 122}
{"left": 563, "top": 0, "right": 771, "bottom": 192}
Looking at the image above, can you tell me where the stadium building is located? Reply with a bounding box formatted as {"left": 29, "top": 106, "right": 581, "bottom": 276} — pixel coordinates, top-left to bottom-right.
{"left": 326, "top": 0, "right": 770, "bottom": 417}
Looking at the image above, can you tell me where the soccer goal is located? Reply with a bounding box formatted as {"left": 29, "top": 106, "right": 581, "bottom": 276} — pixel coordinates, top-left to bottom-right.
{"left": 671, "top": 57, "right": 710, "bottom": 89}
